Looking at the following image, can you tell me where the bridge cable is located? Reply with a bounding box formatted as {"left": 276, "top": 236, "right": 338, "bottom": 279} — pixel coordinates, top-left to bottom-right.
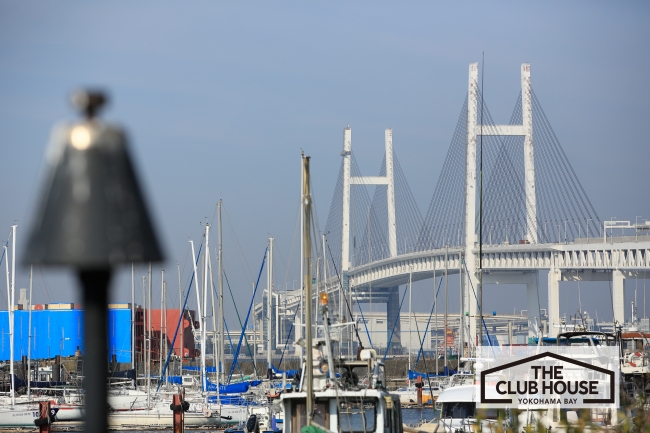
{"left": 534, "top": 90, "right": 599, "bottom": 222}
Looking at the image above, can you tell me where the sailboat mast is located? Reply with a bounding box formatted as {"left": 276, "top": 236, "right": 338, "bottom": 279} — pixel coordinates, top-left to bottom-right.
{"left": 177, "top": 263, "right": 183, "bottom": 376}
{"left": 208, "top": 249, "right": 218, "bottom": 402}
{"left": 147, "top": 262, "right": 152, "bottom": 406}
{"left": 189, "top": 241, "right": 202, "bottom": 387}
{"left": 159, "top": 270, "right": 164, "bottom": 378}
{"left": 10, "top": 225, "right": 16, "bottom": 406}
{"left": 163, "top": 280, "right": 168, "bottom": 384}
{"left": 434, "top": 260, "right": 438, "bottom": 374}
{"left": 408, "top": 268, "right": 412, "bottom": 374}
{"left": 321, "top": 234, "right": 328, "bottom": 330}
{"left": 4, "top": 246, "right": 11, "bottom": 406}
{"left": 201, "top": 225, "right": 210, "bottom": 392}
{"left": 444, "top": 246, "right": 448, "bottom": 375}
{"left": 267, "top": 238, "right": 274, "bottom": 376}
{"left": 299, "top": 155, "right": 304, "bottom": 358}
{"left": 459, "top": 253, "right": 464, "bottom": 358}
{"left": 27, "top": 265, "right": 33, "bottom": 397}
{"left": 141, "top": 276, "right": 146, "bottom": 383}
{"left": 217, "top": 200, "right": 224, "bottom": 385}
{"left": 302, "top": 154, "right": 314, "bottom": 424}
{"left": 252, "top": 282, "right": 256, "bottom": 373}
{"left": 131, "top": 264, "right": 135, "bottom": 371}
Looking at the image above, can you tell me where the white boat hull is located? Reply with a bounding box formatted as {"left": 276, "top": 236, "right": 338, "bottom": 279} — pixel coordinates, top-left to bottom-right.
{"left": 0, "top": 405, "right": 41, "bottom": 427}
{"left": 107, "top": 407, "right": 241, "bottom": 428}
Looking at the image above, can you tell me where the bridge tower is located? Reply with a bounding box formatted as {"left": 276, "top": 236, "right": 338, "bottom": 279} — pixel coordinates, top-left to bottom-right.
{"left": 465, "top": 63, "right": 539, "bottom": 342}
{"left": 341, "top": 127, "right": 397, "bottom": 271}
{"left": 341, "top": 127, "right": 400, "bottom": 349}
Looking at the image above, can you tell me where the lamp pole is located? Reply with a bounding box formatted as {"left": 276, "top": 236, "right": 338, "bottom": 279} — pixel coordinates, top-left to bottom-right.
{"left": 24, "top": 91, "right": 163, "bottom": 433}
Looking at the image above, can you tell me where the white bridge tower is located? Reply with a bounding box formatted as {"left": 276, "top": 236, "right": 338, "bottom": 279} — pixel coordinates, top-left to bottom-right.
{"left": 465, "top": 63, "right": 539, "bottom": 343}
{"left": 341, "top": 128, "right": 397, "bottom": 272}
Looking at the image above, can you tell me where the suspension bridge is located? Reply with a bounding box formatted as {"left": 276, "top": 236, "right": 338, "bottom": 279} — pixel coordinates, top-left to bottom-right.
{"left": 264, "top": 62, "right": 650, "bottom": 355}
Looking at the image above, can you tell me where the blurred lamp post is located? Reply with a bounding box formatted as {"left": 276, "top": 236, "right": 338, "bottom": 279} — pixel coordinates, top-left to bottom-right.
{"left": 24, "top": 90, "right": 163, "bottom": 433}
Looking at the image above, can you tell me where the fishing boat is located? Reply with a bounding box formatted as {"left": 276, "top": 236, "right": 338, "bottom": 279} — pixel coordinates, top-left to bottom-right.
{"left": 279, "top": 154, "right": 404, "bottom": 433}
{"left": 620, "top": 330, "right": 650, "bottom": 376}
{"left": 281, "top": 348, "right": 404, "bottom": 433}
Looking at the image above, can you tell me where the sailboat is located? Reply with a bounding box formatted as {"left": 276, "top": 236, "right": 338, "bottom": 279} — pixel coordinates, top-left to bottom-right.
{"left": 0, "top": 225, "right": 46, "bottom": 427}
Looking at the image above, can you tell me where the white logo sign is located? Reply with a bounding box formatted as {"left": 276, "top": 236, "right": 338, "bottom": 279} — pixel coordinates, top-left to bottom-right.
{"left": 474, "top": 346, "right": 619, "bottom": 409}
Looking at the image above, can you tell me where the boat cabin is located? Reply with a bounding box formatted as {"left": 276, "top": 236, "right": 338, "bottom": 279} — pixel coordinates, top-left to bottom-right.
{"left": 282, "top": 389, "right": 403, "bottom": 433}
{"left": 281, "top": 349, "right": 403, "bottom": 433}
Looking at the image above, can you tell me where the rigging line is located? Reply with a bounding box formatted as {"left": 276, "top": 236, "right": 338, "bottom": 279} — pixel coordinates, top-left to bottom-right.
{"left": 282, "top": 202, "right": 301, "bottom": 295}
{"left": 462, "top": 260, "right": 496, "bottom": 355}
{"left": 222, "top": 319, "right": 244, "bottom": 377}
{"left": 222, "top": 271, "right": 257, "bottom": 374}
{"left": 38, "top": 267, "right": 52, "bottom": 303}
{"left": 351, "top": 284, "right": 373, "bottom": 349}
{"left": 325, "top": 241, "right": 364, "bottom": 349}
{"left": 0, "top": 241, "right": 8, "bottom": 306}
{"left": 228, "top": 246, "right": 268, "bottom": 383}
{"left": 173, "top": 243, "right": 193, "bottom": 310}
{"left": 381, "top": 286, "right": 408, "bottom": 364}
{"left": 222, "top": 204, "right": 255, "bottom": 282}
{"left": 277, "top": 305, "right": 299, "bottom": 368}
{"left": 157, "top": 243, "right": 203, "bottom": 391}
{"left": 414, "top": 312, "right": 437, "bottom": 396}
{"left": 415, "top": 276, "right": 444, "bottom": 366}
{"left": 270, "top": 238, "right": 293, "bottom": 291}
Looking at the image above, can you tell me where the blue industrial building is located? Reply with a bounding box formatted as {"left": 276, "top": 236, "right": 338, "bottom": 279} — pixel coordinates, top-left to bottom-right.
{"left": 0, "top": 306, "right": 133, "bottom": 363}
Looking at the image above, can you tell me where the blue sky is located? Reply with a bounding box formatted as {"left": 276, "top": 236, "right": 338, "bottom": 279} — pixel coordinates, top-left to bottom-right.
{"left": 0, "top": 2, "right": 649, "bottom": 327}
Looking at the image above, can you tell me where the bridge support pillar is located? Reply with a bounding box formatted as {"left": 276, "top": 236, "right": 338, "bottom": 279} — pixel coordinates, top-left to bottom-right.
{"left": 612, "top": 270, "right": 625, "bottom": 326}
{"left": 386, "top": 287, "right": 401, "bottom": 352}
{"left": 526, "top": 275, "right": 541, "bottom": 341}
{"left": 548, "top": 268, "right": 560, "bottom": 338}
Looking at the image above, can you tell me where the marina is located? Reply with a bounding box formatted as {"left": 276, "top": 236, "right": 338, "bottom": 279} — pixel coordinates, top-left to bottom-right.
{"left": 0, "top": 64, "right": 647, "bottom": 430}
{"left": 1, "top": 3, "right": 649, "bottom": 431}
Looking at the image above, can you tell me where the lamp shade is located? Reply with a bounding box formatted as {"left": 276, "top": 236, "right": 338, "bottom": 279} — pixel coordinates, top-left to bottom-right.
{"left": 24, "top": 92, "right": 163, "bottom": 267}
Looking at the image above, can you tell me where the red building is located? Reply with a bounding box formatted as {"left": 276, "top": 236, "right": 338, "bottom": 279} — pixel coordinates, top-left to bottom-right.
{"left": 134, "top": 309, "right": 198, "bottom": 364}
